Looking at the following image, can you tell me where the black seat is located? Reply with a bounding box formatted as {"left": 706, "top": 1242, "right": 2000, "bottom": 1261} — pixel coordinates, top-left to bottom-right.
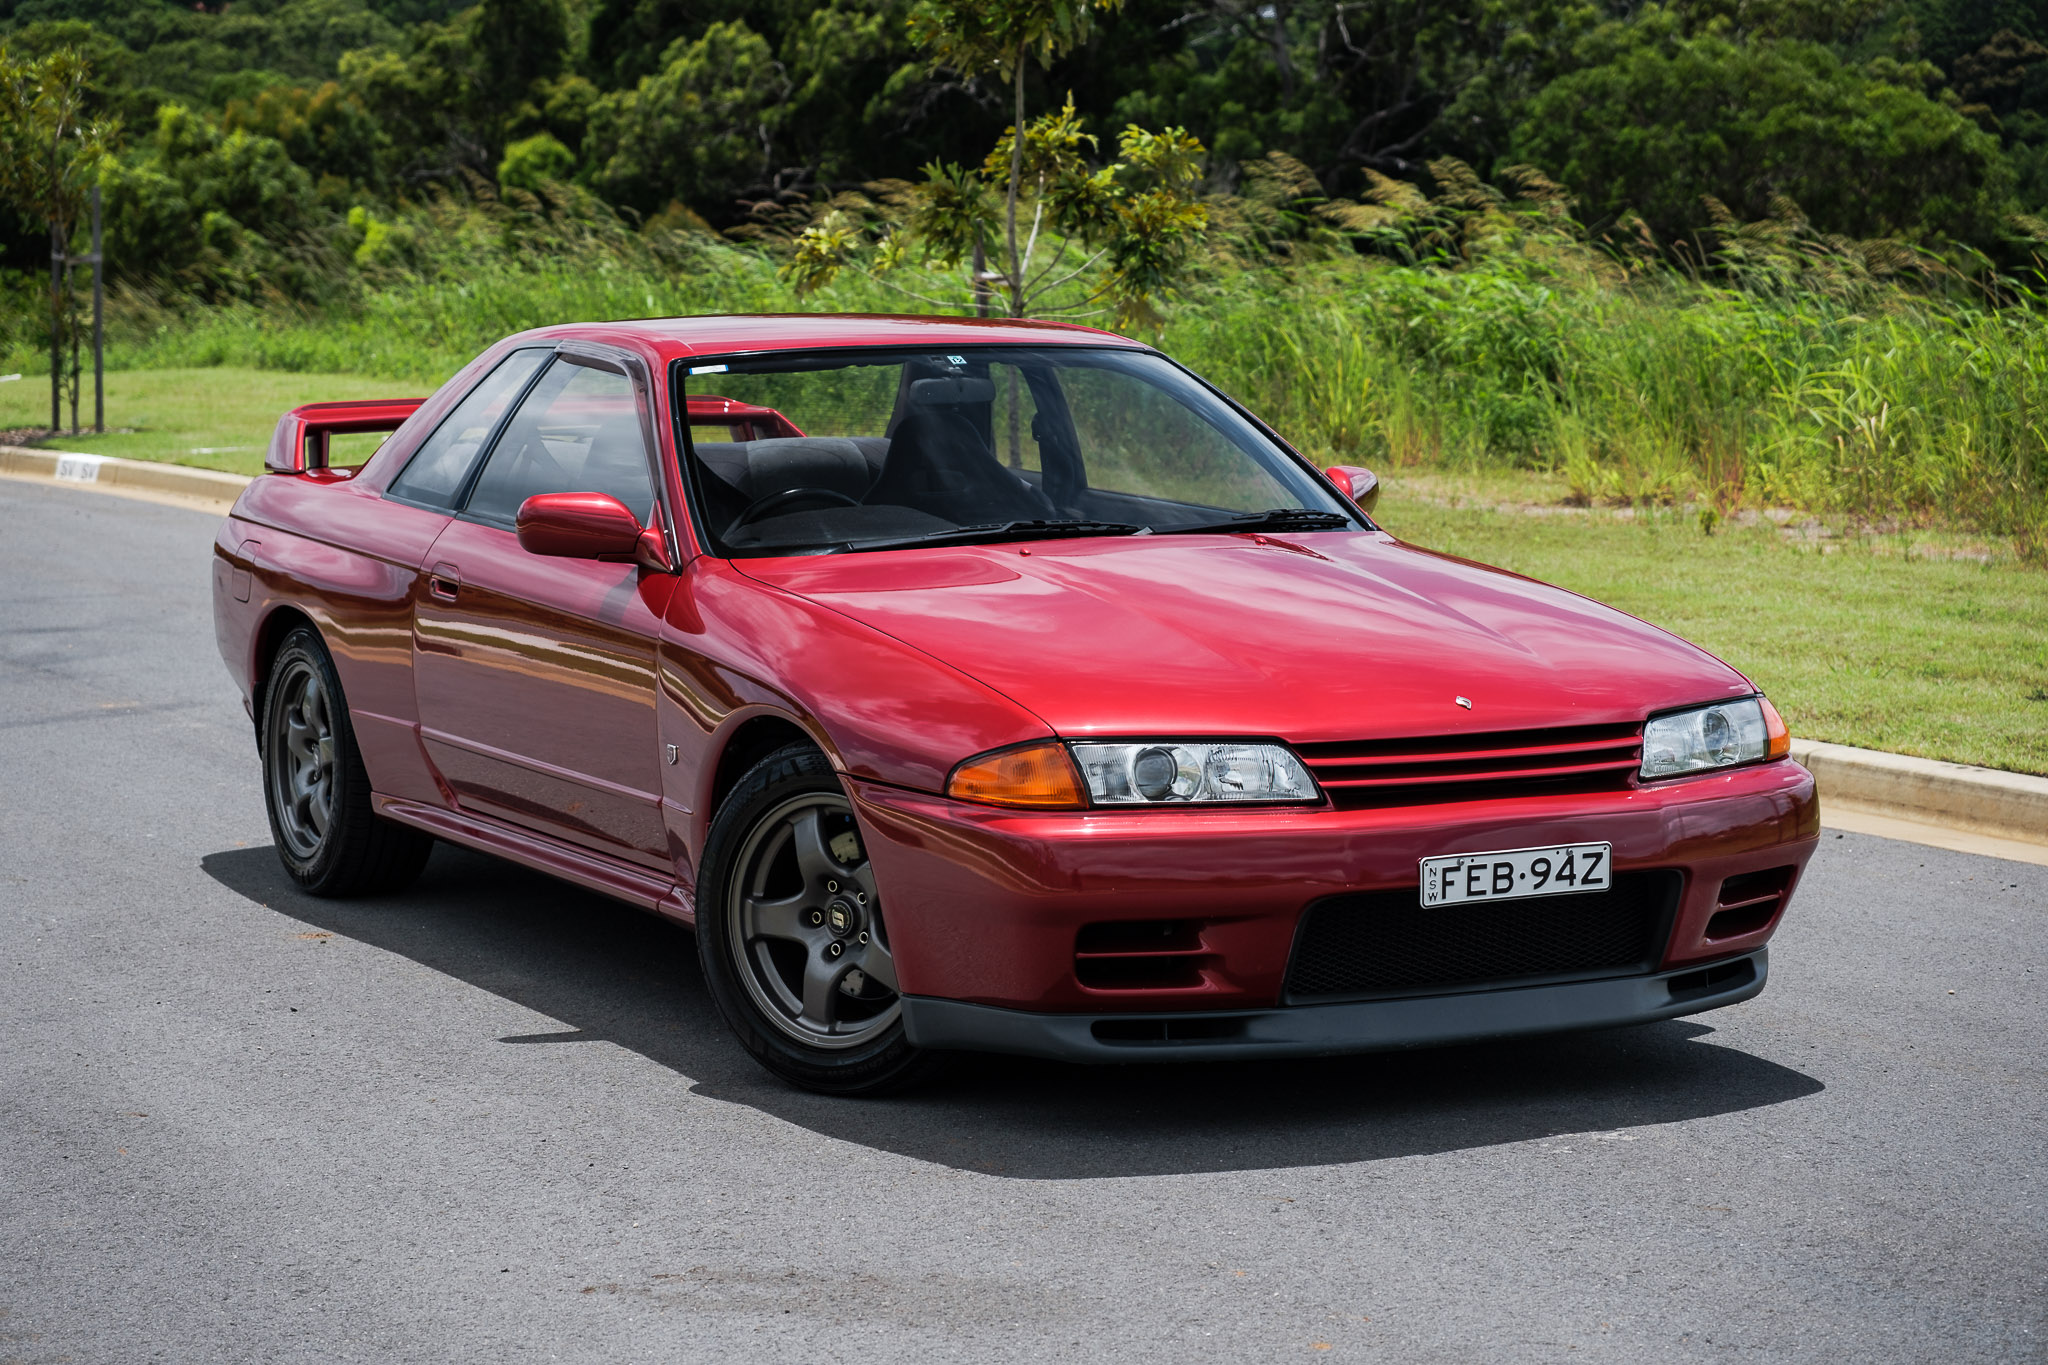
{"left": 864, "top": 379, "right": 1054, "bottom": 524}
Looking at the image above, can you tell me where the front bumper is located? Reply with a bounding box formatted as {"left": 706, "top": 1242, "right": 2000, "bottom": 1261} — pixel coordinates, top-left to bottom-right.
{"left": 850, "top": 758, "right": 1817, "bottom": 1018}
{"left": 902, "top": 949, "right": 1767, "bottom": 1063}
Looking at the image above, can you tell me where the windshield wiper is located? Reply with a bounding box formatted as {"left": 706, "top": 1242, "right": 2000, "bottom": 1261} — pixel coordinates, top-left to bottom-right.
{"left": 840, "top": 519, "right": 1149, "bottom": 552}
{"left": 1151, "top": 507, "right": 1356, "bottom": 535}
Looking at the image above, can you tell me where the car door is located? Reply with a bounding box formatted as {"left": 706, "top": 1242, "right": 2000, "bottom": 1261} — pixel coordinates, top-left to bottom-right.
{"left": 412, "top": 346, "right": 679, "bottom": 869}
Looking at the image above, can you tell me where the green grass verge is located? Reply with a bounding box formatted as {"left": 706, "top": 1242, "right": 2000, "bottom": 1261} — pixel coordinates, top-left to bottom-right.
{"left": 0, "top": 368, "right": 421, "bottom": 475}
{"left": 1379, "top": 475, "right": 2048, "bottom": 775}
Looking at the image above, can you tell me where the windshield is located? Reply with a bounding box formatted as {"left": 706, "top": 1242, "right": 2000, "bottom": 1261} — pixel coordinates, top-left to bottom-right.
{"left": 676, "top": 346, "right": 1357, "bottom": 555}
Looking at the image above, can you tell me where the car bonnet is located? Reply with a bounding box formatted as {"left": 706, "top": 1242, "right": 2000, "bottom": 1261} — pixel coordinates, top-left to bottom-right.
{"left": 734, "top": 532, "right": 1755, "bottom": 744}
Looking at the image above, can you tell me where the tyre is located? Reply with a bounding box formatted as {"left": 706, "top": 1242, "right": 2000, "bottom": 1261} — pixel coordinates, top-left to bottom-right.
{"left": 696, "top": 742, "right": 943, "bottom": 1095}
{"left": 260, "top": 625, "right": 433, "bottom": 897}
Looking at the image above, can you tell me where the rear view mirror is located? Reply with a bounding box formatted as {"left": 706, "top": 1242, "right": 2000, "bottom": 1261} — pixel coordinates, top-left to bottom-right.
{"left": 1324, "top": 464, "right": 1380, "bottom": 517}
{"left": 516, "top": 491, "right": 645, "bottom": 560}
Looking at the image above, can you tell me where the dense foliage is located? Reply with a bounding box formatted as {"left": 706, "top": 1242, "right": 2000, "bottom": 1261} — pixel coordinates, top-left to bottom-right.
{"left": 3, "top": 0, "right": 2048, "bottom": 553}
{"left": 10, "top": 0, "right": 2048, "bottom": 285}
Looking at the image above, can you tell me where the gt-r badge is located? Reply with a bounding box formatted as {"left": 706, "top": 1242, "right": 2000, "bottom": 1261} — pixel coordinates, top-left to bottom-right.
{"left": 1455, "top": 695, "right": 1474, "bottom": 709}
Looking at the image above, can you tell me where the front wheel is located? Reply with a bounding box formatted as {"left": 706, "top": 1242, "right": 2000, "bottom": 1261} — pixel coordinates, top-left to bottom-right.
{"left": 261, "top": 626, "right": 433, "bottom": 897}
{"left": 695, "top": 743, "right": 941, "bottom": 1095}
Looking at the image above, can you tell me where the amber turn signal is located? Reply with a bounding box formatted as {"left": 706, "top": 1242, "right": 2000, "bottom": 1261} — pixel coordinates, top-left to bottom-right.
{"left": 1760, "top": 696, "right": 1791, "bottom": 761}
{"left": 946, "top": 742, "right": 1088, "bottom": 809}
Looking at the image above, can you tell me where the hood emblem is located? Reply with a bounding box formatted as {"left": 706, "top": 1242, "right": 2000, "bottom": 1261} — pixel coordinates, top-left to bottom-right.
{"left": 1454, "top": 695, "right": 1473, "bottom": 710}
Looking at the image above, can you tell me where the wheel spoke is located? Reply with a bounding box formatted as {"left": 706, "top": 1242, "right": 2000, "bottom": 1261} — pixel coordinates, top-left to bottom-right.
{"left": 799, "top": 951, "right": 846, "bottom": 1031}
{"left": 742, "top": 892, "right": 811, "bottom": 943}
{"left": 304, "top": 677, "right": 329, "bottom": 735}
{"left": 306, "top": 786, "right": 330, "bottom": 836}
{"left": 285, "top": 714, "right": 314, "bottom": 763}
{"left": 851, "top": 934, "right": 898, "bottom": 994}
{"left": 788, "top": 809, "right": 841, "bottom": 887}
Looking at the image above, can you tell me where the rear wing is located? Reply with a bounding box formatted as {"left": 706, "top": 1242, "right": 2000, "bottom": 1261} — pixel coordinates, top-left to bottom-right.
{"left": 265, "top": 398, "right": 427, "bottom": 473}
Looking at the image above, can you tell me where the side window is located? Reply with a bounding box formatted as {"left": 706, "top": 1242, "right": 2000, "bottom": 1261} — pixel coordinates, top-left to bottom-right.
{"left": 1061, "top": 365, "right": 1293, "bottom": 512}
{"left": 388, "top": 348, "right": 549, "bottom": 507}
{"left": 463, "top": 359, "right": 655, "bottom": 526}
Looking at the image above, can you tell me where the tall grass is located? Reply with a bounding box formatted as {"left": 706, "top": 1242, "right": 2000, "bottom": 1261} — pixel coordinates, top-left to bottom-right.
{"left": 8, "top": 213, "right": 2045, "bottom": 555}
{"left": 1161, "top": 260, "right": 2048, "bottom": 556}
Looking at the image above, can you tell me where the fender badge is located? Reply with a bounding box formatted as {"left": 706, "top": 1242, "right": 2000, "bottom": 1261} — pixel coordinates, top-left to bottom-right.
{"left": 1454, "top": 695, "right": 1473, "bottom": 709}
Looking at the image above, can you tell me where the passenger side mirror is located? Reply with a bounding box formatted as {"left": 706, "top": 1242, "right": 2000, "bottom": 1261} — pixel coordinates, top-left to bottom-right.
{"left": 516, "top": 491, "right": 646, "bottom": 561}
{"left": 1324, "top": 464, "right": 1380, "bottom": 518}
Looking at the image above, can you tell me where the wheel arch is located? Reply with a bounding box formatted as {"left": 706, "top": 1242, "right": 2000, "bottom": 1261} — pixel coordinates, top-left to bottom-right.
{"left": 707, "top": 713, "right": 827, "bottom": 823}
{"left": 250, "top": 603, "right": 321, "bottom": 737}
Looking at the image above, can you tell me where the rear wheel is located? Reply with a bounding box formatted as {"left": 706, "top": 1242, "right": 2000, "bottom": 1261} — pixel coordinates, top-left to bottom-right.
{"left": 261, "top": 626, "right": 433, "bottom": 897}
{"left": 696, "top": 743, "right": 941, "bottom": 1094}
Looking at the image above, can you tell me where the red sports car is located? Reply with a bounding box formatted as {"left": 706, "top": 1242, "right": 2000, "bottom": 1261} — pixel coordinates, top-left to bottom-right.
{"left": 213, "top": 315, "right": 1817, "bottom": 1093}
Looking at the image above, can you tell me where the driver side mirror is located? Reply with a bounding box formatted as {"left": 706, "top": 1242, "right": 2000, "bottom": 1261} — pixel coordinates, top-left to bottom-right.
{"left": 516, "top": 491, "right": 671, "bottom": 570}
{"left": 1324, "top": 465, "right": 1380, "bottom": 517}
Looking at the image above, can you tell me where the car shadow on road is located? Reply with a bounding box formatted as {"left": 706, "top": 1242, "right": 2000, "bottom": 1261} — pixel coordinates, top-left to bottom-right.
{"left": 203, "top": 841, "right": 1825, "bottom": 1180}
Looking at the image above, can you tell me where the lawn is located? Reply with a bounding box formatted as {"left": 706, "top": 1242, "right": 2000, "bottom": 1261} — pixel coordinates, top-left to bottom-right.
{"left": 1379, "top": 473, "right": 2048, "bottom": 775}
{"left": 0, "top": 367, "right": 424, "bottom": 475}
{"left": 2, "top": 367, "right": 2039, "bottom": 774}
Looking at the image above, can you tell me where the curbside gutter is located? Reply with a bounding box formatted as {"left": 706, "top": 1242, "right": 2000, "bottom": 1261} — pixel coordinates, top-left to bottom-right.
{"left": 4, "top": 442, "right": 2043, "bottom": 864}
{"left": 0, "top": 443, "right": 251, "bottom": 514}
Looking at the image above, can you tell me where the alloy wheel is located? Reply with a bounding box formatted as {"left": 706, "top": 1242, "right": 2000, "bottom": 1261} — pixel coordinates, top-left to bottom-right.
{"left": 266, "top": 658, "right": 337, "bottom": 859}
{"left": 725, "top": 792, "right": 900, "bottom": 1049}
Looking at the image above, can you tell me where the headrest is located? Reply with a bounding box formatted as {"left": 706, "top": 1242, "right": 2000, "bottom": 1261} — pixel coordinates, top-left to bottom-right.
{"left": 909, "top": 376, "right": 995, "bottom": 406}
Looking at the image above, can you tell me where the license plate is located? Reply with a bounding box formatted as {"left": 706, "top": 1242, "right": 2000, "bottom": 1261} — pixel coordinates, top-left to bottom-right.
{"left": 1420, "top": 842, "right": 1611, "bottom": 907}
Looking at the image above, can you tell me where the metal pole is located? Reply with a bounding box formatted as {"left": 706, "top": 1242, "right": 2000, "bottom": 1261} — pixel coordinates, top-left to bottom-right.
{"left": 92, "top": 185, "right": 103, "bottom": 434}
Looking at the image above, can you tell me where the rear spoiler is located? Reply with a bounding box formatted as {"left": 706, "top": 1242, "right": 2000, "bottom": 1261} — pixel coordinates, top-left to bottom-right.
{"left": 265, "top": 398, "right": 427, "bottom": 473}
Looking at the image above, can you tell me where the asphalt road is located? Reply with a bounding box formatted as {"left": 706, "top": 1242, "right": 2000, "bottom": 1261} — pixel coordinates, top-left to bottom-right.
{"left": 2, "top": 477, "right": 2043, "bottom": 1364}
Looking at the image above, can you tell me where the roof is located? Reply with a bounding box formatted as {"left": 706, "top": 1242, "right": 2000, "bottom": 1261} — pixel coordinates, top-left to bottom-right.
{"left": 500, "top": 313, "right": 1146, "bottom": 362}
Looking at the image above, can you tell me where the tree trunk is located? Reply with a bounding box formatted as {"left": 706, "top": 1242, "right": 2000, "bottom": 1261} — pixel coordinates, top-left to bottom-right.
{"left": 49, "top": 220, "right": 61, "bottom": 434}
{"left": 1007, "top": 59, "right": 1024, "bottom": 317}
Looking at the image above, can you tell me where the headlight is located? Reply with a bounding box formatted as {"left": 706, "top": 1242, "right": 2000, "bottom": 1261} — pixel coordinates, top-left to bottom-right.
{"left": 1068, "top": 741, "right": 1320, "bottom": 805}
{"left": 1640, "top": 697, "right": 1789, "bottom": 780}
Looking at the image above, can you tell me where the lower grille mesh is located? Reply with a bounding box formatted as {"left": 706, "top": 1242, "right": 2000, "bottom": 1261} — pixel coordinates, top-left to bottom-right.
{"left": 1285, "top": 871, "right": 1681, "bottom": 1002}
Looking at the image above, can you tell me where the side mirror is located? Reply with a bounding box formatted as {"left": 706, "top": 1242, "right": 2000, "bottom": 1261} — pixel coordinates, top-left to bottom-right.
{"left": 1324, "top": 464, "right": 1380, "bottom": 518}
{"left": 516, "top": 491, "right": 645, "bottom": 560}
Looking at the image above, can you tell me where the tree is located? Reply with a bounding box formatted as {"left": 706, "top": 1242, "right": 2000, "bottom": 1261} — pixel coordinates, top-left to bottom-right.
{"left": 782, "top": 96, "right": 1208, "bottom": 325}
{"left": 1510, "top": 27, "right": 2007, "bottom": 243}
{"left": 905, "top": 0, "right": 1126, "bottom": 316}
{"left": 0, "top": 43, "right": 115, "bottom": 432}
{"left": 582, "top": 20, "right": 791, "bottom": 215}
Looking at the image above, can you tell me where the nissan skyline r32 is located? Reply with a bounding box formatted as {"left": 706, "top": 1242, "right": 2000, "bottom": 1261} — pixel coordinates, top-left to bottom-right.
{"left": 212, "top": 314, "right": 1818, "bottom": 1094}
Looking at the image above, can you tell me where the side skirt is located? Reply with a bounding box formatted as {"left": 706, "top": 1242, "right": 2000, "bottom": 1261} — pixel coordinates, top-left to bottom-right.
{"left": 374, "top": 794, "right": 694, "bottom": 924}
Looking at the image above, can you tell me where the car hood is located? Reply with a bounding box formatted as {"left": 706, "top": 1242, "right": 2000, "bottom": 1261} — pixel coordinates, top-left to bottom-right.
{"left": 736, "top": 532, "right": 1754, "bottom": 744}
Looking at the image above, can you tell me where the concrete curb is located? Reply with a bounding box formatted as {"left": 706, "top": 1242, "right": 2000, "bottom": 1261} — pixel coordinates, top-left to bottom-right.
{"left": 1792, "top": 738, "right": 2048, "bottom": 862}
{"left": 0, "top": 443, "right": 251, "bottom": 513}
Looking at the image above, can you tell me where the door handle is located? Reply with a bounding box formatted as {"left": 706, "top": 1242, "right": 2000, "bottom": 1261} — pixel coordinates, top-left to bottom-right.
{"left": 428, "top": 562, "right": 460, "bottom": 602}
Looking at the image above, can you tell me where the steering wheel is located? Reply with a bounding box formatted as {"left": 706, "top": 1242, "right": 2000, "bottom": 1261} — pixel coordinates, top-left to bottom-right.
{"left": 734, "top": 486, "right": 860, "bottom": 526}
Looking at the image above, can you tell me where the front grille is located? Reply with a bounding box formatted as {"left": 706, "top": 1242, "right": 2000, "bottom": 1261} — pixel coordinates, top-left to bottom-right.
{"left": 1295, "top": 723, "right": 1642, "bottom": 809}
{"left": 1284, "top": 871, "right": 1682, "bottom": 1002}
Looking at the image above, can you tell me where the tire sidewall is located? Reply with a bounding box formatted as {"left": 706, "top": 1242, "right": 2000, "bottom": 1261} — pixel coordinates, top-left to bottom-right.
{"left": 696, "top": 743, "right": 928, "bottom": 1094}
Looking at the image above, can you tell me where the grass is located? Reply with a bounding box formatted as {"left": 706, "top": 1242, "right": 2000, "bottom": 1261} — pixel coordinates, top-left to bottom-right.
{"left": 0, "top": 368, "right": 418, "bottom": 474}
{"left": 1378, "top": 471, "right": 2048, "bottom": 775}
